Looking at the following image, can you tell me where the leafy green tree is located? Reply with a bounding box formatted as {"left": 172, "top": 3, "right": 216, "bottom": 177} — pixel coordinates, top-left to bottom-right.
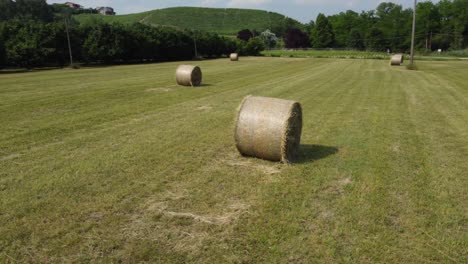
{"left": 243, "top": 37, "right": 265, "bottom": 56}
{"left": 375, "top": 2, "right": 411, "bottom": 51}
{"left": 357, "top": 10, "right": 377, "bottom": 42}
{"left": 125, "top": 23, "right": 161, "bottom": 61}
{"left": 271, "top": 17, "right": 302, "bottom": 37}
{"left": 237, "top": 29, "right": 253, "bottom": 42}
{"left": 251, "top": 29, "right": 260, "bottom": 37}
{"left": 3, "top": 20, "right": 55, "bottom": 68}
{"left": 451, "top": 0, "right": 468, "bottom": 49}
{"left": 224, "top": 37, "right": 237, "bottom": 54}
{"left": 305, "top": 20, "right": 315, "bottom": 33}
{"left": 46, "top": 21, "right": 83, "bottom": 67}
{"left": 0, "top": 22, "right": 5, "bottom": 67}
{"left": 0, "top": 0, "right": 15, "bottom": 21}
{"left": 50, "top": 4, "right": 74, "bottom": 16}
{"left": 235, "top": 39, "right": 245, "bottom": 55}
{"left": 311, "top": 13, "right": 334, "bottom": 48}
{"left": 438, "top": 0, "right": 455, "bottom": 49}
{"left": 416, "top": 1, "right": 440, "bottom": 50}
{"left": 328, "top": 10, "right": 360, "bottom": 47}
{"left": 14, "top": 0, "right": 53, "bottom": 22}
{"left": 157, "top": 27, "right": 192, "bottom": 61}
{"left": 285, "top": 28, "right": 310, "bottom": 48}
{"left": 431, "top": 34, "right": 451, "bottom": 51}
{"left": 194, "top": 30, "right": 228, "bottom": 57}
{"left": 260, "top": 29, "right": 278, "bottom": 49}
{"left": 347, "top": 29, "right": 364, "bottom": 50}
{"left": 82, "top": 22, "right": 128, "bottom": 63}
{"left": 451, "top": 23, "right": 465, "bottom": 50}
{"left": 366, "top": 27, "right": 387, "bottom": 51}
{"left": 0, "top": 36, "right": 5, "bottom": 68}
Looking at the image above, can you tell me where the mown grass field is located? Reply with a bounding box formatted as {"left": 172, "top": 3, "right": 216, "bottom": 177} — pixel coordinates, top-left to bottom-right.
{"left": 1, "top": 58, "right": 467, "bottom": 262}
{"left": 75, "top": 7, "right": 299, "bottom": 36}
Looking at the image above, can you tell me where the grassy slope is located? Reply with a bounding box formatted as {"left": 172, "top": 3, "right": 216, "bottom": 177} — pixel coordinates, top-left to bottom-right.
{"left": 0, "top": 58, "right": 467, "bottom": 262}
{"left": 74, "top": 7, "right": 300, "bottom": 35}
{"left": 75, "top": 11, "right": 150, "bottom": 24}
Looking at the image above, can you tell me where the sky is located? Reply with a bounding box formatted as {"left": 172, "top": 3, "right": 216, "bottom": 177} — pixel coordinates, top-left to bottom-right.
{"left": 47, "top": 0, "right": 436, "bottom": 23}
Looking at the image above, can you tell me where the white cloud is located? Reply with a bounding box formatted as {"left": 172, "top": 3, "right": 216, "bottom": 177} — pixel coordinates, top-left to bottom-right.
{"left": 200, "top": 0, "right": 219, "bottom": 6}
{"left": 294, "top": 0, "right": 361, "bottom": 6}
{"left": 120, "top": 5, "right": 149, "bottom": 14}
{"left": 227, "top": 0, "right": 272, "bottom": 8}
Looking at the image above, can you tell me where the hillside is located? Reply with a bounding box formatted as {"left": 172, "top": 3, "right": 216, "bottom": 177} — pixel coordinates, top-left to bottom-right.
{"left": 74, "top": 7, "right": 303, "bottom": 35}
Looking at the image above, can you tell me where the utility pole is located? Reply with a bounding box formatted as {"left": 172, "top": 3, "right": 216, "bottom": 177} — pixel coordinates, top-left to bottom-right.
{"left": 429, "top": 31, "right": 433, "bottom": 50}
{"left": 65, "top": 17, "right": 74, "bottom": 67}
{"left": 425, "top": 34, "right": 428, "bottom": 50}
{"left": 193, "top": 34, "right": 198, "bottom": 59}
{"left": 410, "top": 0, "right": 417, "bottom": 65}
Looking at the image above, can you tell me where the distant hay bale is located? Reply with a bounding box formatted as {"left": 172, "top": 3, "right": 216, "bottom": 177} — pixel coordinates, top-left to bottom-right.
{"left": 234, "top": 96, "right": 303, "bottom": 163}
{"left": 230, "top": 53, "right": 239, "bottom": 61}
{"left": 176, "top": 65, "right": 202, "bottom": 86}
{"left": 390, "top": 54, "right": 403, "bottom": 66}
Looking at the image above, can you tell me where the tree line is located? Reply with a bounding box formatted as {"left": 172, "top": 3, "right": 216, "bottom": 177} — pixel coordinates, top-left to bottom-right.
{"left": 239, "top": 1, "right": 467, "bottom": 52}
{"left": 1, "top": 0, "right": 467, "bottom": 68}
{"left": 0, "top": 0, "right": 264, "bottom": 68}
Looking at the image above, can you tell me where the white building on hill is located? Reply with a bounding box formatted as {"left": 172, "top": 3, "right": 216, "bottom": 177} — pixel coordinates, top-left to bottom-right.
{"left": 65, "top": 2, "right": 82, "bottom": 10}
{"left": 96, "top": 7, "right": 115, "bottom": 16}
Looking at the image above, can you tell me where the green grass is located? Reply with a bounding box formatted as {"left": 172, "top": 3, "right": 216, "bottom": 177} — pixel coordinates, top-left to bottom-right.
{"left": 263, "top": 49, "right": 391, "bottom": 60}
{"left": 417, "top": 49, "right": 468, "bottom": 58}
{"left": 262, "top": 49, "right": 468, "bottom": 61}
{"left": 74, "top": 7, "right": 301, "bottom": 35}
{"left": 75, "top": 11, "right": 151, "bottom": 24}
{"left": 1, "top": 58, "right": 467, "bottom": 262}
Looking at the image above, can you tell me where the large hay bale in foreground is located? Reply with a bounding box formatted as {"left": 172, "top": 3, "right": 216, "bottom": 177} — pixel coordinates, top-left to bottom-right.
{"left": 230, "top": 53, "right": 239, "bottom": 61}
{"left": 390, "top": 54, "right": 403, "bottom": 66}
{"left": 235, "top": 96, "right": 303, "bottom": 163}
{"left": 176, "top": 65, "right": 202, "bottom": 86}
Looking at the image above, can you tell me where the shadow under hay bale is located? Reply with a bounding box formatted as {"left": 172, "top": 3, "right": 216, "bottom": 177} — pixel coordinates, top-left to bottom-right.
{"left": 176, "top": 65, "right": 202, "bottom": 86}
{"left": 234, "top": 95, "right": 303, "bottom": 163}
{"left": 390, "top": 54, "right": 403, "bottom": 66}
{"left": 295, "top": 144, "right": 339, "bottom": 164}
{"left": 230, "top": 53, "right": 239, "bottom": 61}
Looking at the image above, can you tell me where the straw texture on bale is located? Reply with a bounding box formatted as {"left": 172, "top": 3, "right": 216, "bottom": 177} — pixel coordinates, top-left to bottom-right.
{"left": 230, "top": 53, "right": 239, "bottom": 61}
{"left": 234, "top": 96, "right": 303, "bottom": 163}
{"left": 390, "top": 54, "right": 403, "bottom": 66}
{"left": 176, "top": 65, "right": 202, "bottom": 86}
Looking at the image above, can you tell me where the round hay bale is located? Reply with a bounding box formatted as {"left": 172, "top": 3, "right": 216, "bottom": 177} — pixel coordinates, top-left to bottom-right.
{"left": 390, "top": 54, "right": 402, "bottom": 66}
{"left": 230, "top": 53, "right": 239, "bottom": 61}
{"left": 234, "top": 96, "right": 303, "bottom": 163}
{"left": 176, "top": 65, "right": 202, "bottom": 86}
